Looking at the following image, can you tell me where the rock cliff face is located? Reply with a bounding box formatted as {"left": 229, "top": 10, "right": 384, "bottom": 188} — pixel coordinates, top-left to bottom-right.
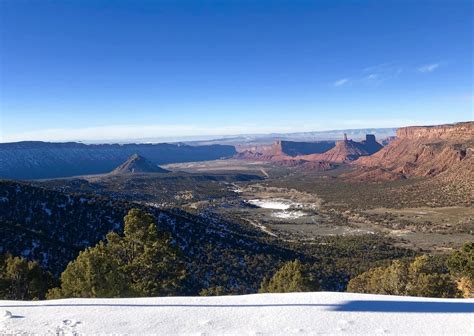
{"left": 396, "top": 122, "right": 473, "bottom": 141}
{"left": 233, "top": 150, "right": 274, "bottom": 161}
{"left": 381, "top": 136, "right": 397, "bottom": 146}
{"left": 295, "top": 135, "right": 383, "bottom": 163}
{"left": 236, "top": 140, "right": 335, "bottom": 157}
{"left": 354, "top": 122, "right": 474, "bottom": 181}
{"left": 360, "top": 134, "right": 384, "bottom": 155}
{"left": 235, "top": 144, "right": 275, "bottom": 156}
{"left": 0, "top": 141, "right": 236, "bottom": 179}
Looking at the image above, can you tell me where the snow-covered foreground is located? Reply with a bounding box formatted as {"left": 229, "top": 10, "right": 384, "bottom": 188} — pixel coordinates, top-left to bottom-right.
{"left": 1, "top": 292, "right": 472, "bottom": 335}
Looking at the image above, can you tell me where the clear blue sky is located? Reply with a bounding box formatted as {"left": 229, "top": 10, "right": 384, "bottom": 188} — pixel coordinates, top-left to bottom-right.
{"left": 0, "top": 0, "right": 472, "bottom": 142}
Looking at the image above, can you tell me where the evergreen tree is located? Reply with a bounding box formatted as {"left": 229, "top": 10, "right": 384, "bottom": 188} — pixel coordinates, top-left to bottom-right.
{"left": 0, "top": 254, "right": 54, "bottom": 300}
{"left": 347, "top": 255, "right": 461, "bottom": 298}
{"left": 48, "top": 208, "right": 186, "bottom": 298}
{"left": 446, "top": 242, "right": 473, "bottom": 298}
{"left": 407, "top": 273, "right": 460, "bottom": 298}
{"left": 107, "top": 209, "right": 186, "bottom": 296}
{"left": 259, "top": 260, "right": 317, "bottom": 293}
{"left": 199, "top": 286, "right": 226, "bottom": 296}
{"left": 345, "top": 267, "right": 385, "bottom": 294}
{"left": 447, "top": 242, "right": 473, "bottom": 281}
{"left": 380, "top": 260, "right": 409, "bottom": 295}
{"left": 47, "top": 242, "right": 130, "bottom": 299}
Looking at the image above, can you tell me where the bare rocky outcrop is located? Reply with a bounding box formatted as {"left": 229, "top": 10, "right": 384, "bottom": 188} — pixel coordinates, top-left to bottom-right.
{"left": 351, "top": 122, "right": 474, "bottom": 189}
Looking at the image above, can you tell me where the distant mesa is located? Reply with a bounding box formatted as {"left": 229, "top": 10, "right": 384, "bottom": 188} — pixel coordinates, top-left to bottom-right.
{"left": 0, "top": 141, "right": 235, "bottom": 179}
{"left": 236, "top": 140, "right": 336, "bottom": 159}
{"left": 233, "top": 150, "right": 268, "bottom": 160}
{"left": 360, "top": 134, "right": 383, "bottom": 155}
{"left": 300, "top": 134, "right": 383, "bottom": 163}
{"left": 272, "top": 140, "right": 336, "bottom": 157}
{"left": 235, "top": 135, "right": 383, "bottom": 165}
{"left": 110, "top": 154, "right": 169, "bottom": 175}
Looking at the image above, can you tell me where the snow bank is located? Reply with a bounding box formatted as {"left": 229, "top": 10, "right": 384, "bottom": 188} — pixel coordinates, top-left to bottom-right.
{"left": 0, "top": 292, "right": 472, "bottom": 335}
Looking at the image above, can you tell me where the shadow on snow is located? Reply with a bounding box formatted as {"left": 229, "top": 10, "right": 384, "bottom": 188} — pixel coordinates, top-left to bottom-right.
{"left": 333, "top": 300, "right": 473, "bottom": 313}
{"left": 1, "top": 300, "right": 472, "bottom": 313}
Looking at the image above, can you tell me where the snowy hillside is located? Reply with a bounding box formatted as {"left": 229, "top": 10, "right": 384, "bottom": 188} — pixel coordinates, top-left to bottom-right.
{"left": 1, "top": 292, "right": 472, "bottom": 335}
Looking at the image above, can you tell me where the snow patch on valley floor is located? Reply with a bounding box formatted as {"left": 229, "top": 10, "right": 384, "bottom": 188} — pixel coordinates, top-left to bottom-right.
{"left": 0, "top": 292, "right": 472, "bottom": 335}
{"left": 272, "top": 210, "right": 307, "bottom": 219}
{"left": 247, "top": 199, "right": 302, "bottom": 210}
{"left": 247, "top": 199, "right": 309, "bottom": 219}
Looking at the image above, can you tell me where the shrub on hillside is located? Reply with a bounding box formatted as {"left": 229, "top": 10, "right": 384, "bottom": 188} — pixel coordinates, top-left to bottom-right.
{"left": 259, "top": 260, "right": 318, "bottom": 293}
{"left": 0, "top": 254, "right": 55, "bottom": 300}
{"left": 48, "top": 209, "right": 186, "bottom": 298}
{"left": 347, "top": 255, "right": 461, "bottom": 298}
{"left": 446, "top": 242, "right": 473, "bottom": 298}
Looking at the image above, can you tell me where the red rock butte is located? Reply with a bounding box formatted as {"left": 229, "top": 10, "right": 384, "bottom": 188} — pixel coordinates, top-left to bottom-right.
{"left": 353, "top": 121, "right": 474, "bottom": 182}
{"left": 235, "top": 135, "right": 383, "bottom": 164}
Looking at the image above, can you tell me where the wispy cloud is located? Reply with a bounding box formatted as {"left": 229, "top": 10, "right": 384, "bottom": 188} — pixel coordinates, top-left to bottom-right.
{"left": 333, "top": 78, "right": 349, "bottom": 87}
{"left": 362, "top": 63, "right": 392, "bottom": 73}
{"left": 330, "top": 61, "right": 443, "bottom": 88}
{"left": 335, "top": 63, "right": 403, "bottom": 87}
{"left": 417, "top": 63, "right": 440, "bottom": 73}
{"left": 362, "top": 63, "right": 403, "bottom": 85}
{"left": 365, "top": 73, "right": 379, "bottom": 80}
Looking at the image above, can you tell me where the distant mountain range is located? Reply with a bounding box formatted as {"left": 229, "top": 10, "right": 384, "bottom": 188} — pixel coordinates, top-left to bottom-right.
{"left": 0, "top": 142, "right": 235, "bottom": 179}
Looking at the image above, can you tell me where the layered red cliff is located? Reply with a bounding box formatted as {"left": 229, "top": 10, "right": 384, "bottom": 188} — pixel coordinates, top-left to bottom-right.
{"left": 354, "top": 122, "right": 474, "bottom": 180}
{"left": 396, "top": 122, "right": 473, "bottom": 141}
